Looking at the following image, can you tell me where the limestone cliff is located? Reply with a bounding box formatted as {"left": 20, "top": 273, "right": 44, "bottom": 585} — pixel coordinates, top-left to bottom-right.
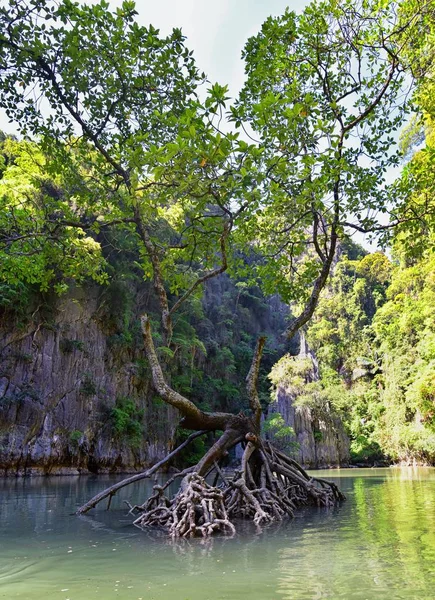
{"left": 0, "top": 276, "right": 290, "bottom": 475}
{"left": 0, "top": 278, "right": 349, "bottom": 475}
{"left": 267, "top": 333, "right": 350, "bottom": 468}
{"left": 0, "top": 287, "right": 177, "bottom": 475}
{"left": 269, "top": 387, "right": 350, "bottom": 468}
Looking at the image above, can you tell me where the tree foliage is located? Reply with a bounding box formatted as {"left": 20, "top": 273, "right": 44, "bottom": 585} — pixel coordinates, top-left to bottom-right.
{"left": 0, "top": 0, "right": 429, "bottom": 337}
{"left": 1, "top": 0, "right": 435, "bottom": 486}
{"left": 0, "top": 136, "right": 107, "bottom": 292}
{"left": 230, "top": 0, "right": 424, "bottom": 324}
{"left": 297, "top": 240, "right": 435, "bottom": 463}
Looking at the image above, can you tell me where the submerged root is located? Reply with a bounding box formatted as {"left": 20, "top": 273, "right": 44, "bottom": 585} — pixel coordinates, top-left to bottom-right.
{"left": 132, "top": 439, "right": 345, "bottom": 538}
{"left": 134, "top": 473, "right": 236, "bottom": 538}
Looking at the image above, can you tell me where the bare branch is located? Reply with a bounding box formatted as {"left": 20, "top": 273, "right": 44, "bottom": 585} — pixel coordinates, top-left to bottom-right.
{"left": 286, "top": 182, "right": 340, "bottom": 340}
{"left": 169, "top": 220, "right": 230, "bottom": 317}
{"left": 312, "top": 211, "right": 327, "bottom": 263}
{"left": 76, "top": 430, "right": 207, "bottom": 514}
{"left": 196, "top": 429, "right": 244, "bottom": 476}
{"left": 343, "top": 59, "right": 398, "bottom": 134}
{"left": 134, "top": 212, "right": 172, "bottom": 339}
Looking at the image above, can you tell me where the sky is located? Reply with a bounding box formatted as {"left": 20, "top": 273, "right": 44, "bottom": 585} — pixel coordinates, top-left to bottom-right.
{"left": 0, "top": 0, "right": 310, "bottom": 133}
{"left": 128, "top": 0, "right": 310, "bottom": 96}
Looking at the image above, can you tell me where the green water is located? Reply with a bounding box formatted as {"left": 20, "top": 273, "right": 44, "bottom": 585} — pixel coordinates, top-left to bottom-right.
{"left": 1, "top": 468, "right": 435, "bottom": 600}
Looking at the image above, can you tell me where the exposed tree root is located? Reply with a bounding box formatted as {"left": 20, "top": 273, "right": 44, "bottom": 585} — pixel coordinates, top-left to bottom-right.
{"left": 76, "top": 431, "right": 207, "bottom": 515}
{"left": 130, "top": 436, "right": 345, "bottom": 538}
{"left": 133, "top": 472, "right": 236, "bottom": 538}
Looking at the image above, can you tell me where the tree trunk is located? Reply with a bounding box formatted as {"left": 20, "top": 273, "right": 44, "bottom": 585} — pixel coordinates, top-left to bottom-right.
{"left": 77, "top": 318, "right": 345, "bottom": 537}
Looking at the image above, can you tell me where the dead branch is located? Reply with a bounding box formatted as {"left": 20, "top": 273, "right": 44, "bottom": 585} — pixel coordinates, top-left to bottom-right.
{"left": 75, "top": 430, "right": 207, "bottom": 514}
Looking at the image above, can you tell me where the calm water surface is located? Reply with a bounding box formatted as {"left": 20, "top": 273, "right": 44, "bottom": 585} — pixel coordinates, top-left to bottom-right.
{"left": 1, "top": 468, "right": 435, "bottom": 600}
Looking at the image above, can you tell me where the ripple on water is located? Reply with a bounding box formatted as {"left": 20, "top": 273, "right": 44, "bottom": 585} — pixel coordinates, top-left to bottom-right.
{"left": 0, "top": 559, "right": 39, "bottom": 582}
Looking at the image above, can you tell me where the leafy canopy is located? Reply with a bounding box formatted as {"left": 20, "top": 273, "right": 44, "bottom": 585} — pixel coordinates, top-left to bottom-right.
{"left": 0, "top": 0, "right": 431, "bottom": 337}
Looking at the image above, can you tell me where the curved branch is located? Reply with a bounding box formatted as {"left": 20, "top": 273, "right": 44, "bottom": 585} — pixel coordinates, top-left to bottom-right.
{"left": 285, "top": 227, "right": 338, "bottom": 340}
{"left": 2, "top": 36, "right": 132, "bottom": 187}
{"left": 195, "top": 428, "right": 244, "bottom": 476}
{"left": 169, "top": 220, "right": 230, "bottom": 317}
{"left": 286, "top": 151, "right": 342, "bottom": 340}
{"left": 134, "top": 213, "right": 172, "bottom": 340}
{"left": 312, "top": 210, "right": 326, "bottom": 263}
{"left": 140, "top": 314, "right": 232, "bottom": 431}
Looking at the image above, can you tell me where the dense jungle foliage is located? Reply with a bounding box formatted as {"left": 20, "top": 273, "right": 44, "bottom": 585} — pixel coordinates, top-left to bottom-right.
{"left": 0, "top": 0, "right": 435, "bottom": 468}
{"left": 270, "top": 41, "right": 435, "bottom": 464}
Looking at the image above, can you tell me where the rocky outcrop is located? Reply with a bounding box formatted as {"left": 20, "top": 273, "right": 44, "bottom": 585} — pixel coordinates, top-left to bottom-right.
{"left": 0, "top": 275, "right": 291, "bottom": 475}
{"left": 0, "top": 286, "right": 177, "bottom": 476}
{"left": 0, "top": 274, "right": 348, "bottom": 475}
{"left": 267, "top": 332, "right": 350, "bottom": 468}
{"left": 269, "top": 387, "right": 350, "bottom": 468}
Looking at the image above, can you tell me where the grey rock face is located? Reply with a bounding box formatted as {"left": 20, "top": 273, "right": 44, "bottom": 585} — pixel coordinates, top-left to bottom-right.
{"left": 267, "top": 332, "right": 350, "bottom": 468}
{"left": 0, "top": 277, "right": 349, "bottom": 475}
{"left": 269, "top": 386, "right": 350, "bottom": 468}
{"left": 0, "top": 287, "right": 177, "bottom": 476}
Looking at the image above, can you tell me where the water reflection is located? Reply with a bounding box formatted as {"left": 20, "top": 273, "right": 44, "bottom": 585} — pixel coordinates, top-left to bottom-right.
{"left": 0, "top": 469, "right": 434, "bottom": 599}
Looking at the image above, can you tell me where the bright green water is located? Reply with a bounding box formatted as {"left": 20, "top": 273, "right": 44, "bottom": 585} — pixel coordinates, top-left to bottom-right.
{"left": 1, "top": 468, "right": 435, "bottom": 600}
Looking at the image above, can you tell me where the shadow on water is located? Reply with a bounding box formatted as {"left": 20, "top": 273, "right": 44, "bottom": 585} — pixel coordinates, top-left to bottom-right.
{"left": 1, "top": 468, "right": 435, "bottom": 599}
